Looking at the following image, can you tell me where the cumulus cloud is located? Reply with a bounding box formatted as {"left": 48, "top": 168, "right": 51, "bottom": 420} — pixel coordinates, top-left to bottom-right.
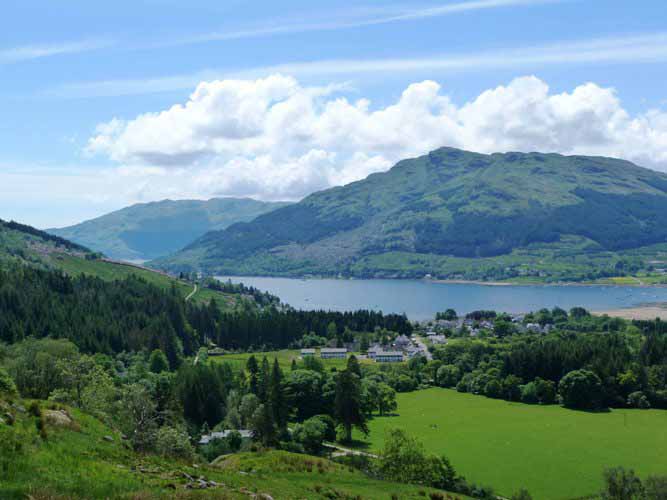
{"left": 86, "top": 74, "right": 667, "bottom": 201}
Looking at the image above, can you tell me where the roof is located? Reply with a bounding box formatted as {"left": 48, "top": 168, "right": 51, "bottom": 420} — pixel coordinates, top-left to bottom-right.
{"left": 198, "top": 429, "right": 253, "bottom": 445}
{"left": 376, "top": 351, "right": 403, "bottom": 357}
{"left": 300, "top": 348, "right": 316, "bottom": 353}
{"left": 321, "top": 348, "right": 347, "bottom": 353}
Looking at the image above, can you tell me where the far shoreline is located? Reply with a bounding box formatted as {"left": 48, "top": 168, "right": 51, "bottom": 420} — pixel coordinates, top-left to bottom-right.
{"left": 211, "top": 273, "right": 667, "bottom": 289}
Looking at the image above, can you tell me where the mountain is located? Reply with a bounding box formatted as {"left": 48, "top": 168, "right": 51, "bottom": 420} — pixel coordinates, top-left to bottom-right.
{"left": 152, "top": 148, "right": 667, "bottom": 282}
{"left": 48, "top": 197, "right": 290, "bottom": 261}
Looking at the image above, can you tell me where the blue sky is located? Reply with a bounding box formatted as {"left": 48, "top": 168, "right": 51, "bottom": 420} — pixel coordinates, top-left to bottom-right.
{"left": 2, "top": 0, "right": 667, "bottom": 227}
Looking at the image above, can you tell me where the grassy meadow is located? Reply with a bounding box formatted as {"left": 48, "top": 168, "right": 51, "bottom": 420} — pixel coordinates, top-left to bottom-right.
{"left": 210, "top": 349, "right": 377, "bottom": 371}
{"left": 354, "top": 388, "right": 667, "bottom": 499}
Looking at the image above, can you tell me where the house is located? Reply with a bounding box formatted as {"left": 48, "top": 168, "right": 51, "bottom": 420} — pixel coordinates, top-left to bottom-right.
{"left": 430, "top": 335, "right": 447, "bottom": 344}
{"left": 320, "top": 348, "right": 347, "bottom": 359}
{"left": 300, "top": 348, "right": 316, "bottom": 357}
{"left": 394, "top": 335, "right": 411, "bottom": 348}
{"left": 375, "top": 351, "right": 404, "bottom": 363}
{"left": 198, "top": 429, "right": 253, "bottom": 445}
{"left": 367, "top": 346, "right": 382, "bottom": 359}
{"left": 406, "top": 346, "right": 423, "bottom": 358}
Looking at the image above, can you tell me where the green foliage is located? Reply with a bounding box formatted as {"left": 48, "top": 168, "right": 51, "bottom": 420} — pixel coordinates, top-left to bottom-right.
{"left": 0, "top": 367, "right": 18, "bottom": 398}
{"left": 154, "top": 425, "right": 194, "bottom": 460}
{"left": 600, "top": 467, "right": 645, "bottom": 500}
{"left": 148, "top": 349, "right": 170, "bottom": 373}
{"left": 335, "top": 367, "right": 368, "bottom": 443}
{"left": 376, "top": 428, "right": 458, "bottom": 491}
{"left": 292, "top": 416, "right": 328, "bottom": 455}
{"left": 559, "top": 369, "right": 605, "bottom": 410}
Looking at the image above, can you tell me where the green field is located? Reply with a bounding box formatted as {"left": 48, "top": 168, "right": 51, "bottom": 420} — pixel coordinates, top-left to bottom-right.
{"left": 354, "top": 388, "right": 667, "bottom": 499}
{"left": 211, "top": 349, "right": 378, "bottom": 371}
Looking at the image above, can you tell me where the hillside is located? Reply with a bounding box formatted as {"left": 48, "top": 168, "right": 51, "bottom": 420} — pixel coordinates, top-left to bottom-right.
{"left": 48, "top": 197, "right": 289, "bottom": 261}
{"left": 0, "top": 398, "right": 460, "bottom": 499}
{"left": 0, "top": 217, "right": 244, "bottom": 311}
{"left": 153, "top": 148, "right": 667, "bottom": 281}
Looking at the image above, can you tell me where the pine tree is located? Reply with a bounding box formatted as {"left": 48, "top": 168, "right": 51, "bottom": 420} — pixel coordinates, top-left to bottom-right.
{"left": 269, "top": 358, "right": 288, "bottom": 431}
{"left": 334, "top": 367, "right": 368, "bottom": 443}
{"left": 258, "top": 356, "right": 270, "bottom": 403}
{"left": 246, "top": 355, "right": 259, "bottom": 395}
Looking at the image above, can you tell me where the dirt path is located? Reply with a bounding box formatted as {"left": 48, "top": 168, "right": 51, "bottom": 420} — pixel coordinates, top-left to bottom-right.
{"left": 323, "top": 442, "right": 378, "bottom": 458}
{"left": 185, "top": 283, "right": 198, "bottom": 302}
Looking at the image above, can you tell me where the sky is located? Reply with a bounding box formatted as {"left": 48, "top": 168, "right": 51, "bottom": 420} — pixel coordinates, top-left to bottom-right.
{"left": 2, "top": 0, "right": 667, "bottom": 228}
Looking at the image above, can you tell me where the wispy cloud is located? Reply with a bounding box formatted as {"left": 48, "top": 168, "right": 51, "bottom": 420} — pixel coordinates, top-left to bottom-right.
{"left": 0, "top": 39, "right": 114, "bottom": 65}
{"left": 165, "top": 0, "right": 561, "bottom": 46}
{"left": 47, "top": 32, "right": 667, "bottom": 98}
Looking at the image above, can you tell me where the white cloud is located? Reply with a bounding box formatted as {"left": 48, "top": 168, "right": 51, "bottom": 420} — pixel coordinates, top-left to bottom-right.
{"left": 86, "top": 74, "right": 667, "bottom": 203}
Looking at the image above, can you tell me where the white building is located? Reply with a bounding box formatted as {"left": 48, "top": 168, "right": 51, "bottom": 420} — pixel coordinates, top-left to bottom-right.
{"left": 300, "top": 348, "right": 316, "bottom": 357}
{"left": 320, "top": 348, "right": 347, "bottom": 359}
{"left": 375, "top": 351, "right": 404, "bottom": 363}
{"left": 198, "top": 429, "right": 253, "bottom": 445}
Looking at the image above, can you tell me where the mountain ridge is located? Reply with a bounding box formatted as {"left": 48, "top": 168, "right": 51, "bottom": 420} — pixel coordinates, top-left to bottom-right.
{"left": 48, "top": 197, "right": 290, "bottom": 261}
{"left": 150, "top": 147, "right": 667, "bottom": 281}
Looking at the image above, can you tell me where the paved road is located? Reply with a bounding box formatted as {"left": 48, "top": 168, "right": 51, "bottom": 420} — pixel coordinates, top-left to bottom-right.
{"left": 414, "top": 336, "right": 433, "bottom": 360}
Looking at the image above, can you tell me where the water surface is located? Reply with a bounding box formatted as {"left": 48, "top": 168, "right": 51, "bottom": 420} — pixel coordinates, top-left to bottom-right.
{"left": 217, "top": 276, "right": 667, "bottom": 320}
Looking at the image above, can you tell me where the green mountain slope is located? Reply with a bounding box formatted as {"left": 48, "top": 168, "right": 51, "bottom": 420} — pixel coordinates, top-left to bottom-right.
{"left": 0, "top": 217, "right": 243, "bottom": 311}
{"left": 48, "top": 197, "right": 290, "bottom": 261}
{"left": 152, "top": 148, "right": 667, "bottom": 281}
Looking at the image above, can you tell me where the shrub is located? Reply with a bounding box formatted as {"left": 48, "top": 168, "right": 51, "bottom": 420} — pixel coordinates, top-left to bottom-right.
{"left": 0, "top": 368, "right": 18, "bottom": 398}
{"left": 28, "top": 401, "right": 41, "bottom": 417}
{"left": 559, "top": 369, "right": 605, "bottom": 410}
{"left": 627, "top": 391, "right": 651, "bottom": 409}
{"left": 155, "top": 426, "right": 194, "bottom": 460}
{"left": 600, "top": 467, "right": 644, "bottom": 499}
{"left": 511, "top": 488, "right": 533, "bottom": 500}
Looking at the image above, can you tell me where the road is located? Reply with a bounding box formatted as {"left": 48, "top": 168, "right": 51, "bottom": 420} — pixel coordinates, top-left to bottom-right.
{"left": 185, "top": 283, "right": 198, "bottom": 302}
{"left": 414, "top": 335, "right": 433, "bottom": 360}
{"left": 323, "top": 442, "right": 378, "bottom": 458}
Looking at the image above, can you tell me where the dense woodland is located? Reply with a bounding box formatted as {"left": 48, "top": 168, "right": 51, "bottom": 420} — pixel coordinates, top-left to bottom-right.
{"left": 425, "top": 309, "right": 667, "bottom": 411}
{"left": 0, "top": 265, "right": 410, "bottom": 361}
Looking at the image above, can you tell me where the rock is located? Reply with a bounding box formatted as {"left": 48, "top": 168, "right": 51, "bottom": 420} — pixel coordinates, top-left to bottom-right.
{"left": 258, "top": 494, "right": 274, "bottom": 500}
{"left": 103, "top": 435, "right": 114, "bottom": 442}
{"left": 43, "top": 409, "right": 72, "bottom": 427}
{"left": 197, "top": 479, "right": 209, "bottom": 489}
{"left": 181, "top": 472, "right": 195, "bottom": 481}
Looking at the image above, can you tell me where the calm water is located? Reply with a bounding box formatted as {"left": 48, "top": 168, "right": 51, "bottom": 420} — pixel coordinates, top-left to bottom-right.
{"left": 216, "top": 276, "right": 667, "bottom": 320}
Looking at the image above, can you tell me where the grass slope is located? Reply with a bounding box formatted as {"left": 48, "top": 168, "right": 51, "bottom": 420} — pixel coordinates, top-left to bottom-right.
{"left": 0, "top": 399, "right": 460, "bottom": 499}
{"left": 49, "top": 197, "right": 290, "bottom": 261}
{"left": 210, "top": 349, "right": 379, "bottom": 371}
{"left": 0, "top": 220, "right": 242, "bottom": 311}
{"left": 154, "top": 148, "right": 667, "bottom": 282}
{"left": 354, "top": 388, "right": 667, "bottom": 499}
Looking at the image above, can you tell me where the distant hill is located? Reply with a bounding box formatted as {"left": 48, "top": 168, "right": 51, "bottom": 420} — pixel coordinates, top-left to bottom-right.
{"left": 0, "top": 216, "right": 248, "bottom": 311}
{"left": 152, "top": 148, "right": 667, "bottom": 282}
{"left": 48, "top": 198, "right": 290, "bottom": 261}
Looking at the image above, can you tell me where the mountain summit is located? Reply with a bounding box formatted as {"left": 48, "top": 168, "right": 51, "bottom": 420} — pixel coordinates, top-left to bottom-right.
{"left": 152, "top": 148, "right": 667, "bottom": 281}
